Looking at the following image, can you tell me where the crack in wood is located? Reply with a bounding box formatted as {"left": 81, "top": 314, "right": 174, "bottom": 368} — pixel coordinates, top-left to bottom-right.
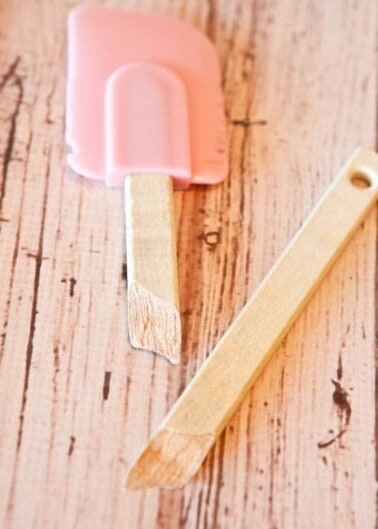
{"left": 317, "top": 357, "right": 352, "bottom": 450}
{"left": 0, "top": 57, "right": 23, "bottom": 227}
{"left": 52, "top": 346, "right": 60, "bottom": 399}
{"left": 231, "top": 118, "right": 267, "bottom": 127}
{"left": 68, "top": 436, "right": 76, "bottom": 457}
{"left": 0, "top": 56, "right": 20, "bottom": 91}
{"left": 16, "top": 149, "right": 51, "bottom": 450}
{"left": 102, "top": 371, "right": 112, "bottom": 401}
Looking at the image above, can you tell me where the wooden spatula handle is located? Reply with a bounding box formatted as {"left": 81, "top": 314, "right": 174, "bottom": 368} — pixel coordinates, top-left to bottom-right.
{"left": 126, "top": 148, "right": 378, "bottom": 489}
{"left": 165, "top": 148, "right": 378, "bottom": 436}
{"left": 124, "top": 174, "right": 180, "bottom": 364}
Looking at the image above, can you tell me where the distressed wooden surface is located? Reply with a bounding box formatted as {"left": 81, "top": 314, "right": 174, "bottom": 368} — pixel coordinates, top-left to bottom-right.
{"left": 0, "top": 1, "right": 376, "bottom": 528}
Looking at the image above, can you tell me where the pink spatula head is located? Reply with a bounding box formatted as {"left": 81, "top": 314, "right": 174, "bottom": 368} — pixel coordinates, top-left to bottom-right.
{"left": 66, "top": 5, "right": 228, "bottom": 188}
{"left": 106, "top": 63, "right": 191, "bottom": 190}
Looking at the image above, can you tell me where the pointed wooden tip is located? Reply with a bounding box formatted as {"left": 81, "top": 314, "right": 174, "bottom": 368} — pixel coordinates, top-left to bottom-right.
{"left": 128, "top": 283, "right": 181, "bottom": 364}
{"left": 125, "top": 428, "right": 214, "bottom": 489}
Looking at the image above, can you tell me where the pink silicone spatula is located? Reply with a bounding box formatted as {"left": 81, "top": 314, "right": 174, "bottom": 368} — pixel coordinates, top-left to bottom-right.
{"left": 66, "top": 6, "right": 228, "bottom": 363}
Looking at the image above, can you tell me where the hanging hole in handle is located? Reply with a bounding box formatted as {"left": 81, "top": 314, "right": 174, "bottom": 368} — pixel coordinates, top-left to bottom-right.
{"left": 350, "top": 171, "right": 372, "bottom": 189}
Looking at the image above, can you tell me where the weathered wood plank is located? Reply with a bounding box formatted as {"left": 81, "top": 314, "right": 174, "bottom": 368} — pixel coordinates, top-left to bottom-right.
{"left": 0, "top": 0, "right": 376, "bottom": 528}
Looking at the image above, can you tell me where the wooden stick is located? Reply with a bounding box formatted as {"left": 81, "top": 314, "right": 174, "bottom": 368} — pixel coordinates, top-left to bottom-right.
{"left": 126, "top": 148, "right": 378, "bottom": 488}
{"left": 124, "top": 174, "right": 181, "bottom": 364}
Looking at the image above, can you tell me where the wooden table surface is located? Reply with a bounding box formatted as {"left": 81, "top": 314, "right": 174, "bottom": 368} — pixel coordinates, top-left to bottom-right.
{"left": 0, "top": 1, "right": 377, "bottom": 528}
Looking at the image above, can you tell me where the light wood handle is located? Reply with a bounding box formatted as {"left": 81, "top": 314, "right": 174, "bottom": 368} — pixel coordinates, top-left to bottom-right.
{"left": 126, "top": 148, "right": 378, "bottom": 488}
{"left": 165, "top": 148, "right": 378, "bottom": 435}
{"left": 124, "top": 174, "right": 181, "bottom": 364}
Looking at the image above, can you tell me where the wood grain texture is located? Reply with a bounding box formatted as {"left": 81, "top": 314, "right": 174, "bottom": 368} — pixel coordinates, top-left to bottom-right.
{"left": 125, "top": 174, "right": 181, "bottom": 363}
{"left": 0, "top": 1, "right": 376, "bottom": 528}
